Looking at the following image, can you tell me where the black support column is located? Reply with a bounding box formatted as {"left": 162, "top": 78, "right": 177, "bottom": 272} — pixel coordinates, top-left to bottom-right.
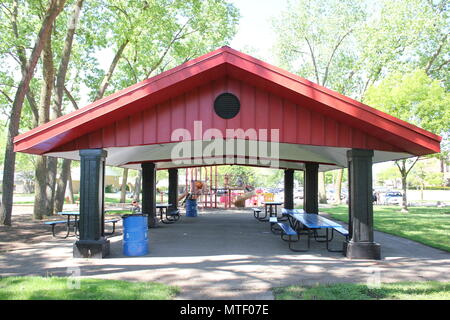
{"left": 347, "top": 162, "right": 353, "bottom": 241}
{"left": 284, "top": 169, "right": 294, "bottom": 209}
{"left": 142, "top": 162, "right": 157, "bottom": 228}
{"left": 303, "top": 163, "right": 319, "bottom": 214}
{"left": 168, "top": 168, "right": 178, "bottom": 210}
{"left": 74, "top": 149, "right": 109, "bottom": 258}
{"left": 346, "top": 149, "right": 381, "bottom": 260}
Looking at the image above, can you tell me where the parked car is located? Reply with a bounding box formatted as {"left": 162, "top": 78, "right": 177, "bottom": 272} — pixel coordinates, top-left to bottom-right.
{"left": 294, "top": 189, "right": 303, "bottom": 199}
{"left": 214, "top": 188, "right": 228, "bottom": 196}
{"left": 384, "top": 191, "right": 402, "bottom": 205}
{"left": 275, "top": 192, "right": 284, "bottom": 202}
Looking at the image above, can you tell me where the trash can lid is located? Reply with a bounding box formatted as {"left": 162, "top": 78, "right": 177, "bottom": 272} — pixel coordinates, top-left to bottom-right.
{"left": 121, "top": 213, "right": 148, "bottom": 219}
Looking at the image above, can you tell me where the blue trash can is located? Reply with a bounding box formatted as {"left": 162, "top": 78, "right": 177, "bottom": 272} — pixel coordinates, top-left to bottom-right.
{"left": 122, "top": 214, "right": 149, "bottom": 256}
{"left": 185, "top": 199, "right": 198, "bottom": 217}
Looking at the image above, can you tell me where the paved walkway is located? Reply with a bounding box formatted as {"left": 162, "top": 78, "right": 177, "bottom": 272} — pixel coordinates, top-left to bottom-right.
{"left": 1, "top": 209, "right": 449, "bottom": 299}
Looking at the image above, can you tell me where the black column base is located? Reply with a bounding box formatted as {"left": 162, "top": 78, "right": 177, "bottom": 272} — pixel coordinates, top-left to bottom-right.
{"left": 346, "top": 241, "right": 381, "bottom": 260}
{"left": 342, "top": 241, "right": 348, "bottom": 256}
{"left": 73, "top": 238, "right": 110, "bottom": 259}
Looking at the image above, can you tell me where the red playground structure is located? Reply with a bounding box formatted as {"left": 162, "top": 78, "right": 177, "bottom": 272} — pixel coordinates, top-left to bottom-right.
{"left": 180, "top": 166, "right": 267, "bottom": 209}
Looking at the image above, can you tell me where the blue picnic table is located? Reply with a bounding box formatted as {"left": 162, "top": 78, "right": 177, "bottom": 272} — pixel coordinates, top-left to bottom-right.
{"left": 156, "top": 203, "right": 180, "bottom": 224}
{"left": 262, "top": 201, "right": 283, "bottom": 221}
{"left": 278, "top": 209, "right": 349, "bottom": 252}
{"left": 44, "top": 211, "right": 119, "bottom": 238}
{"left": 43, "top": 211, "right": 79, "bottom": 238}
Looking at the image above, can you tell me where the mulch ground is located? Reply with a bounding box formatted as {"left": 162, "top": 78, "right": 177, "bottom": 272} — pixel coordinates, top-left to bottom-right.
{"left": 0, "top": 212, "right": 54, "bottom": 252}
{"left": 0, "top": 205, "right": 122, "bottom": 253}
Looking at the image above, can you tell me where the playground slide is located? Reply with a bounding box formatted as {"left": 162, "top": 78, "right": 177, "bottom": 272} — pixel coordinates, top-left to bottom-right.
{"left": 178, "top": 191, "right": 188, "bottom": 202}
{"left": 234, "top": 192, "right": 255, "bottom": 207}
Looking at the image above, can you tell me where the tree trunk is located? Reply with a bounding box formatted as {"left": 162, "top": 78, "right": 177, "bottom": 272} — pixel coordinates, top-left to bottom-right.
{"left": 51, "top": 0, "right": 84, "bottom": 214}
{"left": 120, "top": 168, "right": 129, "bottom": 203}
{"left": 33, "top": 27, "right": 56, "bottom": 219}
{"left": 420, "top": 183, "right": 424, "bottom": 201}
{"left": 54, "top": 18, "right": 125, "bottom": 213}
{"left": 54, "top": 5, "right": 123, "bottom": 214}
{"left": 318, "top": 172, "right": 327, "bottom": 204}
{"left": 54, "top": 0, "right": 84, "bottom": 116}
{"left": 334, "top": 169, "right": 343, "bottom": 204}
{"left": 401, "top": 174, "right": 408, "bottom": 213}
{"left": 1, "top": 0, "right": 67, "bottom": 226}
{"left": 95, "top": 40, "right": 129, "bottom": 100}
{"left": 54, "top": 159, "right": 72, "bottom": 213}
{"left": 33, "top": 156, "right": 48, "bottom": 220}
{"left": 46, "top": 157, "right": 58, "bottom": 215}
{"left": 134, "top": 171, "right": 142, "bottom": 202}
{"left": 440, "top": 155, "right": 447, "bottom": 186}
{"left": 68, "top": 171, "right": 75, "bottom": 204}
{"left": 395, "top": 158, "right": 420, "bottom": 214}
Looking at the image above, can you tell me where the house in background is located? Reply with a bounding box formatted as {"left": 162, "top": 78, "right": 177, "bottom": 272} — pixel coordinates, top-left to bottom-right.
{"left": 71, "top": 167, "right": 123, "bottom": 194}
{"left": 0, "top": 169, "right": 34, "bottom": 194}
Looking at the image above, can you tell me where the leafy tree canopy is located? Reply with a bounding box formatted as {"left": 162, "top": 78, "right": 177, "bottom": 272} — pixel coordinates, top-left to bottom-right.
{"left": 364, "top": 69, "right": 450, "bottom": 140}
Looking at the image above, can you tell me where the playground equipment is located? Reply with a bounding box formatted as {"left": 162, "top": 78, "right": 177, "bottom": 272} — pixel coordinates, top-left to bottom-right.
{"left": 233, "top": 191, "right": 256, "bottom": 207}
{"left": 183, "top": 167, "right": 272, "bottom": 209}
{"left": 178, "top": 191, "right": 188, "bottom": 202}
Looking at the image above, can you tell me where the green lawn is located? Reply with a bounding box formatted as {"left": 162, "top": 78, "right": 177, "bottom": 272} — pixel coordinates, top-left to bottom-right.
{"left": 106, "top": 209, "right": 131, "bottom": 215}
{"left": 318, "top": 205, "right": 450, "bottom": 252}
{"left": 75, "top": 194, "right": 134, "bottom": 204}
{"left": 273, "top": 281, "right": 450, "bottom": 300}
{"left": 12, "top": 200, "right": 35, "bottom": 204}
{"left": 0, "top": 276, "right": 179, "bottom": 300}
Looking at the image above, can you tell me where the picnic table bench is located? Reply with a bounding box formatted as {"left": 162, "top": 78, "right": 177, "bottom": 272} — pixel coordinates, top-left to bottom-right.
{"left": 269, "top": 216, "right": 280, "bottom": 234}
{"left": 327, "top": 226, "right": 349, "bottom": 252}
{"left": 333, "top": 226, "right": 349, "bottom": 238}
{"left": 161, "top": 208, "right": 181, "bottom": 224}
{"left": 44, "top": 220, "right": 70, "bottom": 238}
{"left": 252, "top": 207, "right": 267, "bottom": 221}
{"left": 263, "top": 209, "right": 309, "bottom": 251}
{"left": 276, "top": 222, "right": 308, "bottom": 252}
{"left": 104, "top": 218, "right": 120, "bottom": 236}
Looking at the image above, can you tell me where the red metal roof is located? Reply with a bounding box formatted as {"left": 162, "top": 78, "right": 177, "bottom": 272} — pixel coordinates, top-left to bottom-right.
{"left": 13, "top": 46, "right": 441, "bottom": 158}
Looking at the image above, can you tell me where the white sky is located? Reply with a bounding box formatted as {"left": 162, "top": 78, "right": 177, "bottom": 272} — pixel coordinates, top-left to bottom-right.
{"left": 229, "top": 0, "right": 289, "bottom": 60}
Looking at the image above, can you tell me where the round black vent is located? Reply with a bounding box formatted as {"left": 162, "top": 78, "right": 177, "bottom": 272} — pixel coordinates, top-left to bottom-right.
{"left": 214, "top": 93, "right": 240, "bottom": 119}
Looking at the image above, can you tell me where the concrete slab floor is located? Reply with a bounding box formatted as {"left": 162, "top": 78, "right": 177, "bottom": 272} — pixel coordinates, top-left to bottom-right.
{"left": 1, "top": 209, "right": 449, "bottom": 299}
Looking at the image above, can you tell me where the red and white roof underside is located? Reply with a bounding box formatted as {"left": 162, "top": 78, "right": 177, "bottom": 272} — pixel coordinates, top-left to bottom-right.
{"left": 13, "top": 46, "right": 441, "bottom": 172}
